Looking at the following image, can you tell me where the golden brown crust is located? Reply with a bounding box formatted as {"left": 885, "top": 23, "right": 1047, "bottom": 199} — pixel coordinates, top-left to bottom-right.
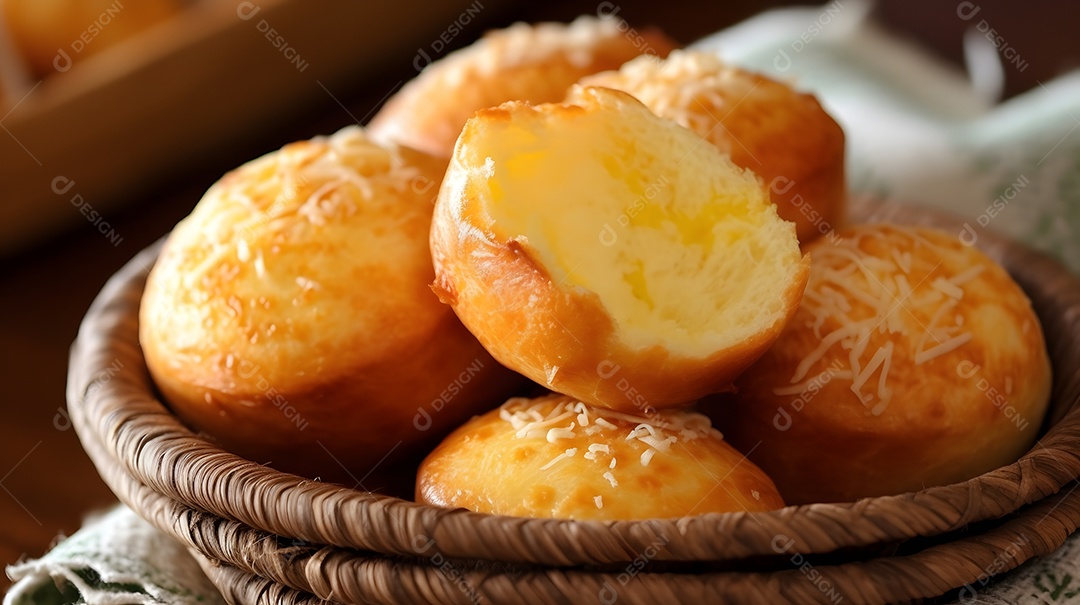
{"left": 140, "top": 127, "right": 523, "bottom": 484}
{"left": 709, "top": 224, "right": 1052, "bottom": 504}
{"left": 416, "top": 393, "right": 784, "bottom": 519}
{"left": 367, "top": 16, "right": 677, "bottom": 158}
{"left": 431, "top": 88, "right": 808, "bottom": 413}
{"left": 580, "top": 51, "right": 846, "bottom": 245}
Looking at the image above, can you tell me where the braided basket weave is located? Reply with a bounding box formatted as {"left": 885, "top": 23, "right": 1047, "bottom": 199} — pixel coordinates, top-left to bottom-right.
{"left": 68, "top": 199, "right": 1080, "bottom": 604}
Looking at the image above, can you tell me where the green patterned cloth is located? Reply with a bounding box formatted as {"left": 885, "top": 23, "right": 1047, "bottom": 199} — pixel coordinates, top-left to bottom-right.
{"left": 5, "top": 506, "right": 223, "bottom": 605}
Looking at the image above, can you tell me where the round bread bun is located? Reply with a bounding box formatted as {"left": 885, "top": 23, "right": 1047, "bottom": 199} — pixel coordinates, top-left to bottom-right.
{"left": 430, "top": 86, "right": 809, "bottom": 412}
{"left": 140, "top": 126, "right": 523, "bottom": 484}
{"left": 367, "top": 16, "right": 677, "bottom": 158}
{"left": 710, "top": 224, "right": 1052, "bottom": 504}
{"left": 3, "top": 0, "right": 182, "bottom": 77}
{"left": 417, "top": 393, "right": 785, "bottom": 519}
{"left": 579, "top": 50, "right": 846, "bottom": 246}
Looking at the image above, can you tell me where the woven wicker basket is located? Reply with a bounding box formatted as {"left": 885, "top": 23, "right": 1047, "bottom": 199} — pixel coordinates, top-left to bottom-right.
{"left": 68, "top": 199, "right": 1080, "bottom": 604}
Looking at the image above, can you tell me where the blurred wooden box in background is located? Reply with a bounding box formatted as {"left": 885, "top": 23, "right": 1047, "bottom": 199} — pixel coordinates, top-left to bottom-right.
{"left": 0, "top": 0, "right": 512, "bottom": 257}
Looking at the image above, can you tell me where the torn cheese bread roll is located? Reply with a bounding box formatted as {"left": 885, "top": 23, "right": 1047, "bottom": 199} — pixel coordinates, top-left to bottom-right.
{"left": 368, "top": 16, "right": 677, "bottom": 158}
{"left": 417, "top": 393, "right": 784, "bottom": 519}
{"left": 580, "top": 50, "right": 846, "bottom": 246}
{"left": 711, "top": 224, "right": 1052, "bottom": 504}
{"left": 140, "top": 126, "right": 523, "bottom": 484}
{"left": 430, "top": 86, "right": 808, "bottom": 412}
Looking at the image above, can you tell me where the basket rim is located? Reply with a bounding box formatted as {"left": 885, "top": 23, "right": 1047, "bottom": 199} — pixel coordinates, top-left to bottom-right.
{"left": 68, "top": 198, "right": 1080, "bottom": 567}
{"left": 189, "top": 489, "right": 1080, "bottom": 605}
{"left": 71, "top": 352, "right": 1080, "bottom": 605}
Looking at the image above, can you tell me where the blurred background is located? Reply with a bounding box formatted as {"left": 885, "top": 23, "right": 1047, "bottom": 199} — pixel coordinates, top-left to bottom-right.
{"left": 0, "top": 0, "right": 1077, "bottom": 584}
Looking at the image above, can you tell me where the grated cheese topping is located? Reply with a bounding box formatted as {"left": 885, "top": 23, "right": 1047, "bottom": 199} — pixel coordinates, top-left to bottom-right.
{"left": 579, "top": 51, "right": 758, "bottom": 150}
{"left": 776, "top": 226, "right": 980, "bottom": 415}
{"left": 584, "top": 443, "right": 610, "bottom": 461}
{"left": 539, "top": 448, "right": 578, "bottom": 471}
{"left": 640, "top": 449, "right": 656, "bottom": 467}
{"left": 579, "top": 49, "right": 837, "bottom": 163}
{"left": 594, "top": 417, "right": 618, "bottom": 430}
{"left": 498, "top": 397, "right": 723, "bottom": 485}
{"left": 215, "top": 125, "right": 426, "bottom": 285}
{"left": 547, "top": 423, "right": 577, "bottom": 442}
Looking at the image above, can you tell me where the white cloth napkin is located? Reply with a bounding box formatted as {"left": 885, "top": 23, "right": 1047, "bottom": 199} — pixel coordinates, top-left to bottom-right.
{"left": 5, "top": 506, "right": 224, "bottom": 605}
{"left": 692, "top": 1, "right": 1080, "bottom": 274}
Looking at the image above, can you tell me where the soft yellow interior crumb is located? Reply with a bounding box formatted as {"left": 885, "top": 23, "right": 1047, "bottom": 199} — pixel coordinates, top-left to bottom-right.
{"left": 472, "top": 89, "right": 800, "bottom": 356}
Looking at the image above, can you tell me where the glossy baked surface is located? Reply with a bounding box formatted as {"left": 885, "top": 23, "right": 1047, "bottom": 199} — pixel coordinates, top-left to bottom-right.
{"left": 713, "top": 224, "right": 1052, "bottom": 503}
{"left": 140, "top": 127, "right": 522, "bottom": 483}
{"left": 417, "top": 393, "right": 784, "bottom": 519}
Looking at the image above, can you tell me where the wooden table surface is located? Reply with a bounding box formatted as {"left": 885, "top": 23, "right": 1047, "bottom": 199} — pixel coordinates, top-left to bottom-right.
{"left": 0, "top": 0, "right": 1074, "bottom": 593}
